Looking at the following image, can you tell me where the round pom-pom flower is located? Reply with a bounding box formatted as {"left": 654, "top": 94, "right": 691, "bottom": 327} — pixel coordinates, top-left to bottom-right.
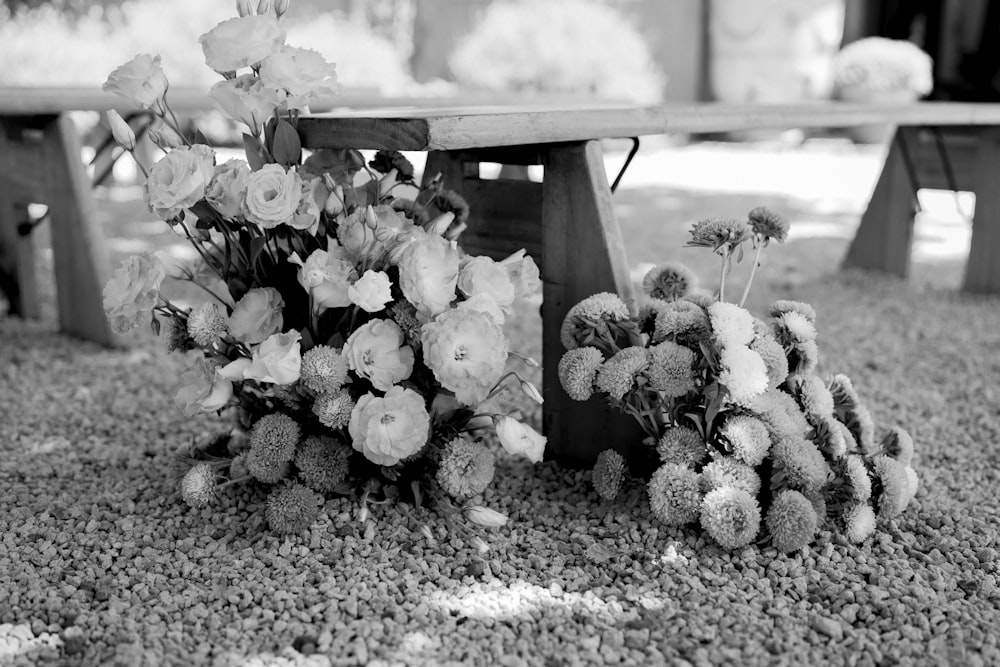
{"left": 701, "top": 457, "right": 761, "bottom": 496}
{"left": 558, "top": 347, "right": 604, "bottom": 401}
{"left": 687, "top": 217, "right": 751, "bottom": 253}
{"left": 422, "top": 308, "right": 509, "bottom": 406}
{"left": 769, "top": 299, "right": 817, "bottom": 323}
{"left": 247, "top": 413, "right": 300, "bottom": 483}
{"left": 229, "top": 453, "right": 249, "bottom": 480}
{"left": 872, "top": 455, "right": 908, "bottom": 518}
{"left": 766, "top": 490, "right": 818, "bottom": 553}
{"left": 773, "top": 312, "right": 817, "bottom": 346}
{"left": 771, "top": 437, "right": 829, "bottom": 491}
{"left": 648, "top": 464, "right": 703, "bottom": 525}
{"left": 592, "top": 449, "right": 627, "bottom": 501}
{"left": 266, "top": 481, "right": 322, "bottom": 535}
{"left": 646, "top": 341, "right": 696, "bottom": 397}
{"left": 436, "top": 437, "right": 495, "bottom": 499}
{"left": 300, "top": 345, "right": 349, "bottom": 394}
{"left": 748, "top": 206, "right": 789, "bottom": 243}
{"left": 653, "top": 300, "right": 710, "bottom": 343}
{"left": 790, "top": 374, "right": 835, "bottom": 417}
{"left": 295, "top": 436, "right": 351, "bottom": 493}
{"left": 657, "top": 426, "right": 707, "bottom": 468}
{"left": 788, "top": 339, "right": 819, "bottom": 377}
{"left": 844, "top": 454, "right": 872, "bottom": 502}
{"left": 843, "top": 403, "right": 877, "bottom": 454}
{"left": 187, "top": 302, "right": 228, "bottom": 347}
{"left": 700, "top": 487, "right": 761, "bottom": 549}
{"left": 642, "top": 263, "right": 695, "bottom": 302}
{"left": 749, "top": 388, "right": 811, "bottom": 440}
{"left": 559, "top": 292, "right": 631, "bottom": 350}
{"left": 879, "top": 427, "right": 914, "bottom": 467}
{"left": 750, "top": 334, "right": 789, "bottom": 389}
{"left": 717, "top": 345, "right": 769, "bottom": 404}
{"left": 349, "top": 387, "right": 430, "bottom": 466}
{"left": 595, "top": 347, "right": 647, "bottom": 401}
{"left": 828, "top": 374, "right": 860, "bottom": 411}
{"left": 720, "top": 414, "right": 771, "bottom": 466}
{"left": 809, "top": 413, "right": 848, "bottom": 459}
{"left": 843, "top": 502, "right": 877, "bottom": 543}
{"left": 902, "top": 466, "right": 919, "bottom": 507}
{"left": 181, "top": 463, "right": 217, "bottom": 508}
{"left": 709, "top": 302, "right": 756, "bottom": 348}
{"left": 313, "top": 389, "right": 355, "bottom": 431}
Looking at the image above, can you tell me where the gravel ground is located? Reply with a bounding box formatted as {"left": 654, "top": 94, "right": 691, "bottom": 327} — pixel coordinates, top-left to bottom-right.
{"left": 3, "top": 269, "right": 1000, "bottom": 667}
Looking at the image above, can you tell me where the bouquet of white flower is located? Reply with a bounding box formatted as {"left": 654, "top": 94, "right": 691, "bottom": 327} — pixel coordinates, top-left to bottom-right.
{"left": 559, "top": 208, "right": 919, "bottom": 552}
{"left": 102, "top": 1, "right": 545, "bottom": 534}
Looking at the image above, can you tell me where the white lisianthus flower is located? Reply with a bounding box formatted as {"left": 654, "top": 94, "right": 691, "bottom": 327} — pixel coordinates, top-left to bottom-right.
{"left": 259, "top": 45, "right": 338, "bottom": 110}
{"left": 102, "top": 54, "right": 168, "bottom": 109}
{"left": 708, "top": 301, "right": 756, "bottom": 348}
{"left": 199, "top": 15, "right": 286, "bottom": 73}
{"left": 717, "top": 345, "right": 769, "bottom": 404}
{"left": 349, "top": 270, "right": 393, "bottom": 313}
{"left": 493, "top": 416, "right": 547, "bottom": 463}
{"left": 398, "top": 229, "right": 459, "bottom": 317}
{"left": 209, "top": 74, "right": 286, "bottom": 133}
{"left": 205, "top": 159, "right": 251, "bottom": 219}
{"left": 456, "top": 293, "right": 505, "bottom": 325}
{"left": 289, "top": 175, "right": 325, "bottom": 234}
{"left": 243, "top": 330, "right": 302, "bottom": 384}
{"left": 144, "top": 144, "right": 216, "bottom": 220}
{"left": 243, "top": 164, "right": 302, "bottom": 229}
{"left": 458, "top": 256, "right": 516, "bottom": 312}
{"left": 228, "top": 287, "right": 284, "bottom": 344}
{"left": 175, "top": 357, "right": 233, "bottom": 416}
{"left": 103, "top": 253, "right": 166, "bottom": 334}
{"left": 337, "top": 205, "right": 413, "bottom": 264}
{"left": 106, "top": 111, "right": 135, "bottom": 151}
{"left": 349, "top": 386, "right": 430, "bottom": 466}
{"left": 499, "top": 249, "right": 542, "bottom": 300}
{"left": 421, "top": 309, "right": 509, "bottom": 406}
{"left": 343, "top": 319, "right": 414, "bottom": 391}
{"left": 289, "top": 245, "right": 355, "bottom": 312}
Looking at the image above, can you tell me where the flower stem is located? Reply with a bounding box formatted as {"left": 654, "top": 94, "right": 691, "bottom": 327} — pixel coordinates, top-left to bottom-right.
{"left": 718, "top": 246, "right": 730, "bottom": 302}
{"left": 739, "top": 241, "right": 765, "bottom": 308}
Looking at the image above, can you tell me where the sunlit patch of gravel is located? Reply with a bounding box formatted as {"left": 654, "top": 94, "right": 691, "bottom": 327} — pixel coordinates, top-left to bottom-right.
{"left": 3, "top": 270, "right": 1000, "bottom": 666}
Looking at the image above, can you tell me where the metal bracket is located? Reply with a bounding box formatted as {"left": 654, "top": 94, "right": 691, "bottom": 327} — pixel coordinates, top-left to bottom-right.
{"left": 610, "top": 137, "right": 640, "bottom": 194}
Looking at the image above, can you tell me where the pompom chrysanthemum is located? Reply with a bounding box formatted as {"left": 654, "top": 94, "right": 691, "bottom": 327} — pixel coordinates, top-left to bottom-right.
{"left": 247, "top": 413, "right": 300, "bottom": 483}
{"left": 790, "top": 374, "right": 835, "bottom": 417}
{"left": 646, "top": 341, "right": 696, "bottom": 396}
{"left": 294, "top": 435, "right": 352, "bottom": 493}
{"left": 750, "top": 334, "right": 789, "bottom": 389}
{"left": 653, "top": 300, "right": 710, "bottom": 343}
{"left": 809, "top": 413, "right": 848, "bottom": 459}
{"left": 687, "top": 217, "right": 752, "bottom": 253}
{"left": 700, "top": 487, "right": 761, "bottom": 549}
{"left": 837, "top": 419, "right": 860, "bottom": 453}
{"left": 648, "top": 464, "right": 703, "bottom": 525}
{"left": 388, "top": 300, "right": 422, "bottom": 343}
{"left": 717, "top": 345, "right": 769, "bottom": 404}
{"left": 767, "top": 490, "right": 818, "bottom": 553}
{"left": 163, "top": 316, "right": 195, "bottom": 353}
{"left": 313, "top": 389, "right": 355, "bottom": 430}
{"left": 773, "top": 311, "right": 817, "bottom": 346}
{"left": 657, "top": 426, "right": 707, "bottom": 468}
{"left": 844, "top": 454, "right": 872, "bottom": 501}
{"left": 709, "top": 302, "right": 756, "bottom": 348}
{"left": 879, "top": 426, "right": 914, "bottom": 467}
{"left": 748, "top": 206, "right": 789, "bottom": 243}
{"left": 843, "top": 403, "right": 876, "bottom": 454}
{"left": 769, "top": 300, "right": 816, "bottom": 324}
{"left": 559, "top": 292, "right": 631, "bottom": 350}
{"left": 749, "top": 388, "right": 811, "bottom": 440}
{"left": 701, "top": 457, "right": 761, "bottom": 496}
{"left": 299, "top": 345, "right": 349, "bottom": 395}
{"left": 186, "top": 302, "right": 228, "bottom": 347}
{"left": 828, "top": 374, "right": 860, "bottom": 411}
{"left": 436, "top": 437, "right": 495, "bottom": 499}
{"left": 642, "top": 263, "right": 695, "bottom": 302}
{"left": 595, "top": 347, "right": 647, "bottom": 400}
{"left": 902, "top": 466, "right": 919, "bottom": 507}
{"left": 771, "top": 437, "right": 829, "bottom": 491}
{"left": 181, "top": 463, "right": 217, "bottom": 508}
{"left": 558, "top": 347, "right": 605, "bottom": 401}
{"left": 804, "top": 490, "right": 828, "bottom": 529}
{"left": 265, "top": 481, "right": 322, "bottom": 535}
{"left": 720, "top": 414, "right": 771, "bottom": 466}
{"left": 843, "top": 502, "right": 877, "bottom": 543}
{"left": 592, "top": 449, "right": 627, "bottom": 501}
{"left": 229, "top": 453, "right": 249, "bottom": 480}
{"left": 873, "top": 454, "right": 908, "bottom": 518}
{"left": 788, "top": 339, "right": 819, "bottom": 377}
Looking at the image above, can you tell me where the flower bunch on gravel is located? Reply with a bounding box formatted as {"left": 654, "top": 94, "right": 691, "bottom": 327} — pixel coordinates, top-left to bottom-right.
{"left": 101, "top": 4, "right": 544, "bottom": 533}
{"left": 560, "top": 207, "right": 920, "bottom": 552}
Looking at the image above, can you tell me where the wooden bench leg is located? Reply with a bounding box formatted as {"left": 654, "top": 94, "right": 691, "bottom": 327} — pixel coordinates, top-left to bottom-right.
{"left": 842, "top": 127, "right": 917, "bottom": 277}
{"left": 963, "top": 128, "right": 1000, "bottom": 294}
{"left": 0, "top": 198, "right": 40, "bottom": 319}
{"left": 42, "top": 114, "right": 115, "bottom": 346}
{"left": 541, "top": 141, "right": 644, "bottom": 467}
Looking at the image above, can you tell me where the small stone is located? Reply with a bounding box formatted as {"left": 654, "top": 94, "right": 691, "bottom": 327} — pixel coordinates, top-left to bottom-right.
{"left": 839, "top": 604, "right": 859, "bottom": 625}
{"left": 292, "top": 635, "right": 317, "bottom": 655}
{"left": 812, "top": 615, "right": 844, "bottom": 641}
{"left": 466, "top": 561, "right": 486, "bottom": 578}
{"left": 63, "top": 634, "right": 87, "bottom": 655}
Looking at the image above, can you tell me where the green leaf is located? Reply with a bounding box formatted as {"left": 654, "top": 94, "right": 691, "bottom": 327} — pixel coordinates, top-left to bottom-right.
{"left": 243, "top": 133, "right": 269, "bottom": 170}
{"left": 249, "top": 235, "right": 268, "bottom": 268}
{"left": 263, "top": 116, "right": 278, "bottom": 154}
{"left": 271, "top": 119, "right": 302, "bottom": 167}
{"left": 150, "top": 314, "right": 161, "bottom": 336}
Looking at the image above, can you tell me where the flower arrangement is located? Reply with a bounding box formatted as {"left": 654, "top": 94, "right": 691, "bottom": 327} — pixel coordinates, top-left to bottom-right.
{"left": 559, "top": 207, "right": 920, "bottom": 552}
{"left": 101, "top": 1, "right": 545, "bottom": 534}
{"left": 833, "top": 37, "right": 934, "bottom": 98}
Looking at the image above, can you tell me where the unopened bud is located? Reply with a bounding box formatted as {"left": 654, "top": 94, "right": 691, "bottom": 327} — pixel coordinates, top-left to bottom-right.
{"left": 364, "top": 205, "right": 379, "bottom": 230}
{"left": 257, "top": 0, "right": 272, "bottom": 15}
{"left": 425, "top": 211, "right": 455, "bottom": 236}
{"left": 274, "top": 0, "right": 290, "bottom": 17}
{"left": 378, "top": 168, "right": 398, "bottom": 199}
{"left": 444, "top": 222, "right": 467, "bottom": 242}
{"left": 236, "top": 0, "right": 253, "bottom": 16}
{"left": 147, "top": 122, "right": 184, "bottom": 149}
{"left": 463, "top": 506, "right": 508, "bottom": 528}
{"left": 470, "top": 536, "right": 490, "bottom": 554}
{"left": 106, "top": 110, "right": 135, "bottom": 151}
{"left": 420, "top": 524, "right": 435, "bottom": 543}
{"left": 520, "top": 379, "right": 544, "bottom": 405}
{"left": 324, "top": 186, "right": 344, "bottom": 216}
{"left": 357, "top": 504, "right": 369, "bottom": 523}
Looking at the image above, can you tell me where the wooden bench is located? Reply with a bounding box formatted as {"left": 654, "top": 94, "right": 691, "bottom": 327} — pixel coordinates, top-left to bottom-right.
{"left": 297, "top": 101, "right": 1000, "bottom": 464}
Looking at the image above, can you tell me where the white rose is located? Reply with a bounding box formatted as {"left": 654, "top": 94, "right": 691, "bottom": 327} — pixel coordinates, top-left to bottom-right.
{"left": 175, "top": 357, "right": 233, "bottom": 416}
{"left": 259, "top": 45, "right": 338, "bottom": 110}
{"left": 243, "top": 330, "right": 302, "bottom": 384}
{"left": 102, "top": 54, "right": 168, "bottom": 109}
{"left": 500, "top": 249, "right": 542, "bottom": 299}
{"left": 144, "top": 144, "right": 216, "bottom": 220}
{"left": 349, "top": 270, "right": 392, "bottom": 313}
{"left": 343, "top": 319, "right": 414, "bottom": 391}
{"left": 228, "top": 287, "right": 284, "bottom": 344}
{"left": 243, "top": 164, "right": 301, "bottom": 229}
{"left": 458, "top": 256, "right": 516, "bottom": 312}
{"left": 199, "top": 15, "right": 286, "bottom": 73}
{"left": 398, "top": 229, "right": 459, "bottom": 317}
{"left": 210, "top": 74, "right": 286, "bottom": 133}
{"left": 206, "top": 159, "right": 251, "bottom": 219}
{"left": 337, "top": 205, "right": 413, "bottom": 264}
{"left": 493, "top": 416, "right": 547, "bottom": 463}
{"left": 289, "top": 245, "right": 355, "bottom": 312}
{"left": 348, "top": 387, "right": 429, "bottom": 466}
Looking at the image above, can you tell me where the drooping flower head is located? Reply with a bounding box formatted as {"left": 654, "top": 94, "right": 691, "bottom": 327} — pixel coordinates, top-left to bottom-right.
{"left": 749, "top": 388, "right": 811, "bottom": 440}
{"left": 592, "top": 449, "right": 627, "bottom": 501}
{"left": 750, "top": 334, "right": 788, "bottom": 389}
{"left": 247, "top": 413, "right": 300, "bottom": 483}
{"left": 493, "top": 416, "right": 546, "bottom": 463}
{"left": 265, "top": 481, "right": 322, "bottom": 535}
{"left": 709, "top": 301, "right": 756, "bottom": 348}
{"left": 299, "top": 345, "right": 349, "bottom": 395}
{"left": 719, "top": 415, "right": 771, "bottom": 466}
{"left": 180, "top": 463, "right": 217, "bottom": 508}
{"left": 421, "top": 309, "right": 509, "bottom": 406}
{"left": 349, "top": 387, "right": 430, "bottom": 466}
{"left": 844, "top": 454, "right": 872, "bottom": 502}
{"left": 766, "top": 490, "right": 818, "bottom": 553}
{"left": 789, "top": 374, "right": 835, "bottom": 417}
{"left": 808, "top": 413, "right": 848, "bottom": 459}
{"left": 770, "top": 437, "right": 830, "bottom": 492}
{"left": 686, "top": 217, "right": 752, "bottom": 254}
{"left": 656, "top": 426, "right": 707, "bottom": 468}
{"left": 312, "top": 389, "right": 355, "bottom": 431}
{"left": 648, "top": 464, "right": 703, "bottom": 525}
{"left": 902, "top": 466, "right": 920, "bottom": 507}
{"left": 557, "top": 347, "right": 605, "bottom": 401}
{"left": 772, "top": 312, "right": 818, "bottom": 348}
{"left": 872, "top": 454, "right": 908, "bottom": 518}
{"left": 187, "top": 302, "right": 228, "bottom": 347}
{"left": 560, "top": 292, "right": 634, "bottom": 352}
{"left": 103, "top": 253, "right": 166, "bottom": 334}
{"left": 595, "top": 347, "right": 648, "bottom": 401}
{"left": 436, "top": 437, "right": 495, "bottom": 499}
{"left": 842, "top": 403, "right": 877, "bottom": 454}
{"left": 642, "top": 263, "right": 695, "bottom": 302}
{"left": 294, "top": 435, "right": 352, "bottom": 493}
{"left": 700, "top": 457, "right": 761, "bottom": 496}
{"left": 747, "top": 206, "right": 789, "bottom": 244}
{"left": 828, "top": 373, "right": 860, "bottom": 412}
{"left": 787, "top": 339, "right": 819, "bottom": 377}
{"left": 700, "top": 487, "right": 761, "bottom": 549}
{"left": 843, "top": 502, "right": 877, "bottom": 543}
{"left": 878, "top": 426, "right": 914, "bottom": 467}
{"left": 769, "top": 300, "right": 817, "bottom": 324}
